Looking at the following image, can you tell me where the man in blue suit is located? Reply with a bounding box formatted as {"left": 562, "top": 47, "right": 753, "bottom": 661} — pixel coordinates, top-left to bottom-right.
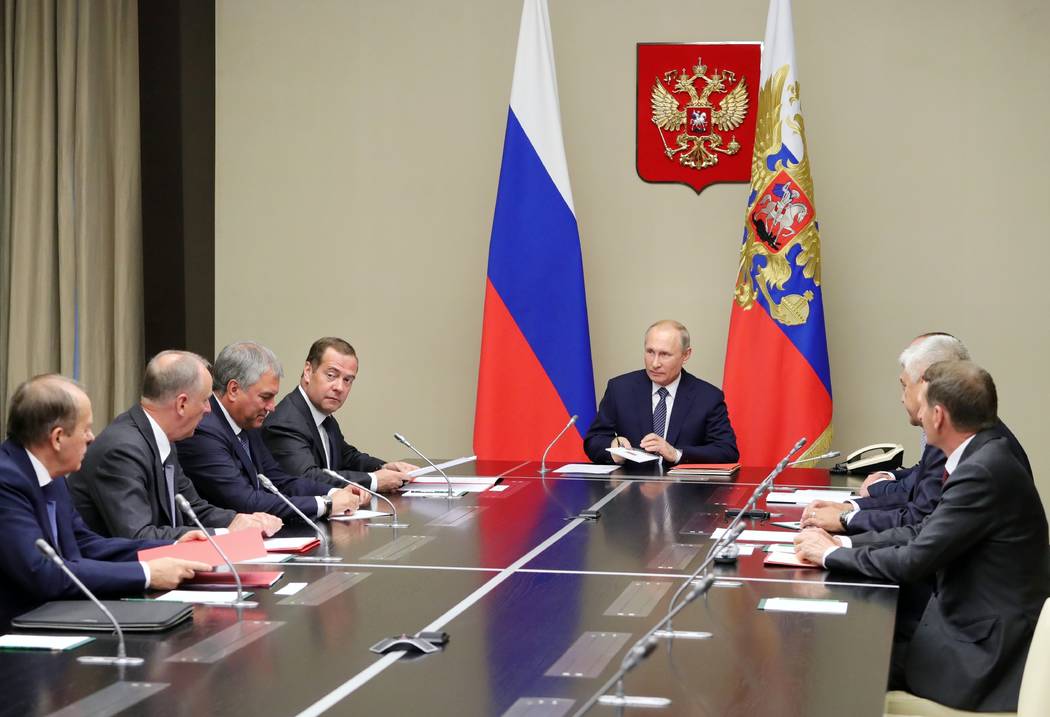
{"left": 584, "top": 320, "right": 738, "bottom": 465}
{"left": 177, "top": 342, "right": 363, "bottom": 523}
{"left": 0, "top": 375, "right": 210, "bottom": 626}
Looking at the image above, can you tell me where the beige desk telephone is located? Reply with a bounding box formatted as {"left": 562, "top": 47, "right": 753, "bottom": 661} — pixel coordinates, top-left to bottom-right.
{"left": 831, "top": 443, "right": 904, "bottom": 475}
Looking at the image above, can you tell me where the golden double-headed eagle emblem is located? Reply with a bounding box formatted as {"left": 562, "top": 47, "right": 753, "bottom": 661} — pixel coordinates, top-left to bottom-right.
{"left": 650, "top": 58, "right": 750, "bottom": 171}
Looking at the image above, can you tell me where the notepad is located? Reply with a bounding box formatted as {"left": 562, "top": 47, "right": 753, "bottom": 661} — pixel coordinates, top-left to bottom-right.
{"left": 607, "top": 447, "right": 659, "bottom": 463}
{"left": 154, "top": 590, "right": 254, "bottom": 605}
{"left": 711, "top": 528, "right": 799, "bottom": 542}
{"left": 766, "top": 489, "right": 855, "bottom": 505}
{"left": 0, "top": 634, "right": 94, "bottom": 651}
{"left": 758, "top": 597, "right": 847, "bottom": 614}
{"left": 554, "top": 463, "right": 619, "bottom": 475}
{"left": 329, "top": 510, "right": 392, "bottom": 522}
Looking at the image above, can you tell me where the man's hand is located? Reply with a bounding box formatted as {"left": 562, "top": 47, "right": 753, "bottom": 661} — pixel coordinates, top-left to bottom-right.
{"left": 860, "top": 471, "right": 895, "bottom": 497}
{"left": 610, "top": 436, "right": 631, "bottom": 465}
{"left": 250, "top": 512, "right": 283, "bottom": 536}
{"left": 374, "top": 469, "right": 412, "bottom": 492}
{"left": 639, "top": 433, "right": 678, "bottom": 463}
{"left": 146, "top": 557, "right": 211, "bottom": 590}
{"left": 800, "top": 499, "right": 851, "bottom": 533}
{"left": 175, "top": 530, "right": 208, "bottom": 543}
{"left": 228, "top": 513, "right": 265, "bottom": 534}
{"left": 383, "top": 461, "right": 418, "bottom": 474}
{"left": 329, "top": 486, "right": 361, "bottom": 516}
{"left": 793, "top": 527, "right": 842, "bottom": 565}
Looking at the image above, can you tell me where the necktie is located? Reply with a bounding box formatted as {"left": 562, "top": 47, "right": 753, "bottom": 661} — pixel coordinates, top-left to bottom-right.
{"left": 238, "top": 432, "right": 253, "bottom": 467}
{"left": 653, "top": 387, "right": 669, "bottom": 438}
{"left": 942, "top": 468, "right": 949, "bottom": 484}
{"left": 320, "top": 416, "right": 335, "bottom": 470}
{"left": 163, "top": 459, "right": 177, "bottom": 527}
{"left": 40, "top": 482, "right": 62, "bottom": 555}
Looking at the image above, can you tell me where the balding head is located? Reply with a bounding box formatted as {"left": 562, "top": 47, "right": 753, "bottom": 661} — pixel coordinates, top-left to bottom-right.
{"left": 140, "top": 351, "right": 214, "bottom": 441}
{"left": 6, "top": 374, "right": 94, "bottom": 476}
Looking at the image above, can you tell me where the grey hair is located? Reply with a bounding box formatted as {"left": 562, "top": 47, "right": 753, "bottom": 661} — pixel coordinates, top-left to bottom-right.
{"left": 142, "top": 350, "right": 211, "bottom": 402}
{"left": 898, "top": 333, "right": 970, "bottom": 382}
{"left": 646, "top": 319, "right": 691, "bottom": 352}
{"left": 212, "top": 342, "right": 284, "bottom": 394}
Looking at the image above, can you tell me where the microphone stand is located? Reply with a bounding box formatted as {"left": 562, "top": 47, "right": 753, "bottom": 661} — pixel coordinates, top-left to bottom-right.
{"left": 174, "top": 494, "right": 257, "bottom": 608}
{"left": 34, "top": 539, "right": 144, "bottom": 666}
{"left": 394, "top": 433, "right": 456, "bottom": 499}
{"left": 538, "top": 415, "right": 577, "bottom": 476}
{"left": 258, "top": 474, "right": 341, "bottom": 562}
{"left": 788, "top": 450, "right": 841, "bottom": 467}
{"left": 322, "top": 468, "right": 408, "bottom": 528}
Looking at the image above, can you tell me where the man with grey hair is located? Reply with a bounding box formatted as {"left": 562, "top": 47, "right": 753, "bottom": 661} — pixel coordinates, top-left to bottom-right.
{"left": 0, "top": 374, "right": 211, "bottom": 626}
{"left": 68, "top": 351, "right": 284, "bottom": 541}
{"left": 178, "top": 342, "right": 362, "bottom": 523}
{"left": 584, "top": 320, "right": 737, "bottom": 465}
{"left": 801, "top": 332, "right": 1029, "bottom": 534}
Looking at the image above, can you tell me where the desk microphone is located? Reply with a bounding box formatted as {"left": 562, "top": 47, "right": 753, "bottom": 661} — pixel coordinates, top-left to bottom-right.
{"left": 174, "top": 494, "right": 257, "bottom": 608}
{"left": 789, "top": 450, "right": 841, "bottom": 467}
{"left": 257, "top": 474, "right": 341, "bottom": 562}
{"left": 394, "top": 433, "right": 453, "bottom": 498}
{"left": 34, "top": 538, "right": 144, "bottom": 666}
{"left": 539, "top": 415, "right": 578, "bottom": 475}
{"left": 322, "top": 468, "right": 408, "bottom": 528}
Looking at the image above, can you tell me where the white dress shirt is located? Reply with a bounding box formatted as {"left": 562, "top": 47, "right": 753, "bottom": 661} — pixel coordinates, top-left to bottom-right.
{"left": 298, "top": 386, "right": 378, "bottom": 491}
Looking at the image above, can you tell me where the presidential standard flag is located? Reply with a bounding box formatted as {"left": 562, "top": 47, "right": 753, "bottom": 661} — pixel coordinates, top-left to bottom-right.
{"left": 723, "top": 0, "right": 832, "bottom": 465}
{"left": 473, "top": 0, "right": 596, "bottom": 462}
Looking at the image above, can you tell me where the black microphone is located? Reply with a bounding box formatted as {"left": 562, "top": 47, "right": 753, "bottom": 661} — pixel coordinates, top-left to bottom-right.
{"left": 539, "top": 415, "right": 578, "bottom": 475}
{"left": 257, "top": 474, "right": 341, "bottom": 562}
{"left": 322, "top": 468, "right": 408, "bottom": 528}
{"left": 394, "top": 433, "right": 455, "bottom": 499}
{"left": 174, "top": 494, "right": 257, "bottom": 608}
{"left": 34, "top": 538, "right": 144, "bottom": 666}
{"left": 788, "top": 450, "right": 841, "bottom": 467}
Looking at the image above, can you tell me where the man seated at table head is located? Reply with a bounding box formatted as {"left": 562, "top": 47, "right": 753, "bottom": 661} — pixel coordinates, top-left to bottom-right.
{"left": 68, "top": 350, "right": 283, "bottom": 541}
{"left": 261, "top": 336, "right": 417, "bottom": 493}
{"left": 583, "top": 319, "right": 738, "bottom": 465}
{"left": 0, "top": 374, "right": 211, "bottom": 626}
{"left": 800, "top": 333, "right": 1029, "bottom": 534}
{"left": 795, "top": 360, "right": 1049, "bottom": 712}
{"left": 176, "top": 341, "right": 362, "bottom": 523}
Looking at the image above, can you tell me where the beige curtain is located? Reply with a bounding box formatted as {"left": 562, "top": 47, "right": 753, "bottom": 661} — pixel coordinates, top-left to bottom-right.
{"left": 0, "top": 0, "right": 142, "bottom": 435}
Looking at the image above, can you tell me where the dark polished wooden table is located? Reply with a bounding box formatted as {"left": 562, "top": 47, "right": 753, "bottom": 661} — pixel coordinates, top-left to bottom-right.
{"left": 2, "top": 461, "right": 896, "bottom": 717}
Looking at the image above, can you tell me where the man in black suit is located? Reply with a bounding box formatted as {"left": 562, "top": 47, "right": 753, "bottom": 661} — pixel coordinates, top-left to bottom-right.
{"left": 0, "top": 375, "right": 210, "bottom": 626}
{"left": 795, "top": 361, "right": 1049, "bottom": 712}
{"left": 68, "top": 351, "right": 282, "bottom": 540}
{"left": 177, "top": 342, "right": 362, "bottom": 523}
{"left": 261, "top": 337, "right": 416, "bottom": 493}
{"left": 583, "top": 320, "right": 737, "bottom": 465}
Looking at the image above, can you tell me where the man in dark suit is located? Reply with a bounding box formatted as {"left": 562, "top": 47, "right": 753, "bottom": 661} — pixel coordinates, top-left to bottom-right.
{"left": 583, "top": 320, "right": 737, "bottom": 465}
{"left": 177, "top": 342, "right": 362, "bottom": 523}
{"left": 795, "top": 361, "right": 1049, "bottom": 712}
{"left": 262, "top": 337, "right": 416, "bottom": 493}
{"left": 0, "top": 375, "right": 210, "bottom": 626}
{"left": 68, "top": 351, "right": 282, "bottom": 540}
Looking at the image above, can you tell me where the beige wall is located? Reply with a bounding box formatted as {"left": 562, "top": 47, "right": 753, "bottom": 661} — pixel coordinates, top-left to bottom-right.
{"left": 215, "top": 0, "right": 1050, "bottom": 505}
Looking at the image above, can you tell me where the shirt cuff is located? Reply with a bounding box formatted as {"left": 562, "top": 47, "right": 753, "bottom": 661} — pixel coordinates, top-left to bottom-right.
{"left": 839, "top": 536, "right": 853, "bottom": 548}
{"left": 820, "top": 546, "right": 839, "bottom": 568}
{"left": 140, "top": 561, "right": 151, "bottom": 589}
{"left": 673, "top": 448, "right": 683, "bottom": 464}
{"left": 214, "top": 528, "right": 229, "bottom": 535}
{"left": 844, "top": 503, "right": 860, "bottom": 524}
{"left": 315, "top": 496, "right": 326, "bottom": 518}
{"left": 368, "top": 473, "right": 378, "bottom": 491}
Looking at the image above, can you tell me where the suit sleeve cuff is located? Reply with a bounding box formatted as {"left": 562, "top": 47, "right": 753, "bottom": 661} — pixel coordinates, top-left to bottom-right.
{"left": 368, "top": 473, "right": 378, "bottom": 491}
{"left": 820, "top": 546, "right": 839, "bottom": 568}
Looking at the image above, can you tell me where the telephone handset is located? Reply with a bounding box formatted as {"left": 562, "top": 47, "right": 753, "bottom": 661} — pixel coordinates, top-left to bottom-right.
{"left": 831, "top": 443, "right": 904, "bottom": 475}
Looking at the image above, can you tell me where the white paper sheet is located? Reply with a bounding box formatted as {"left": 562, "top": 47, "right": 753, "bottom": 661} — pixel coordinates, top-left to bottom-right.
{"left": 274, "top": 582, "right": 307, "bottom": 596}
{"left": 553, "top": 463, "right": 619, "bottom": 474}
{"left": 0, "top": 634, "right": 94, "bottom": 651}
{"left": 759, "top": 598, "right": 848, "bottom": 615}
{"left": 240, "top": 553, "right": 292, "bottom": 564}
{"left": 263, "top": 537, "right": 318, "bottom": 551}
{"left": 329, "top": 509, "right": 392, "bottom": 522}
{"left": 607, "top": 447, "right": 659, "bottom": 463}
{"left": 766, "top": 489, "right": 855, "bottom": 505}
{"left": 154, "top": 590, "right": 253, "bottom": 605}
{"left": 711, "top": 528, "right": 799, "bottom": 542}
{"left": 411, "top": 475, "right": 498, "bottom": 488}
{"left": 407, "top": 456, "right": 477, "bottom": 478}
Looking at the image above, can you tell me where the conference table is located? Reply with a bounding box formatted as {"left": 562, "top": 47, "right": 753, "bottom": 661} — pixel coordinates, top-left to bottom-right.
{"left": 2, "top": 460, "right": 898, "bottom": 717}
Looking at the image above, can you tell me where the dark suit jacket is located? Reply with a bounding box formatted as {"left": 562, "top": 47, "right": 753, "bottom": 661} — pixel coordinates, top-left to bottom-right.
{"left": 849, "top": 420, "right": 1030, "bottom": 533}
{"left": 583, "top": 369, "right": 738, "bottom": 464}
{"left": 68, "top": 405, "right": 236, "bottom": 540}
{"left": 0, "top": 440, "right": 165, "bottom": 627}
{"left": 826, "top": 429, "right": 1050, "bottom": 711}
{"left": 261, "top": 387, "right": 384, "bottom": 489}
{"left": 176, "top": 396, "right": 334, "bottom": 523}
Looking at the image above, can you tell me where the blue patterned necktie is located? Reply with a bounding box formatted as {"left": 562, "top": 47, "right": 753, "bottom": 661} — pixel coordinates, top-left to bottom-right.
{"left": 238, "top": 432, "right": 253, "bottom": 467}
{"left": 163, "top": 459, "right": 177, "bottom": 527}
{"left": 653, "top": 386, "right": 669, "bottom": 438}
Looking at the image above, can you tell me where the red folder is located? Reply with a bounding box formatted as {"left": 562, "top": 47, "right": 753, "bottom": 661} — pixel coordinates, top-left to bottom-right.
{"left": 262, "top": 537, "right": 320, "bottom": 554}
{"left": 183, "top": 571, "right": 284, "bottom": 589}
{"left": 137, "top": 529, "right": 267, "bottom": 567}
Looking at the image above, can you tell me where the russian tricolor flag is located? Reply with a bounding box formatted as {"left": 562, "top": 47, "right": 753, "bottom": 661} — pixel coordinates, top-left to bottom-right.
{"left": 473, "top": 0, "right": 596, "bottom": 462}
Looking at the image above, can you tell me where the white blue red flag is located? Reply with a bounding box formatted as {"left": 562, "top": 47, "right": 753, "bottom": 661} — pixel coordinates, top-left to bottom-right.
{"left": 473, "top": 0, "right": 596, "bottom": 462}
{"left": 723, "top": 0, "right": 833, "bottom": 465}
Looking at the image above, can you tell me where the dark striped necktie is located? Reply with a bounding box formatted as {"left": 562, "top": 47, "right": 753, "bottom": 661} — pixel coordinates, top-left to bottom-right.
{"left": 653, "top": 387, "right": 669, "bottom": 437}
